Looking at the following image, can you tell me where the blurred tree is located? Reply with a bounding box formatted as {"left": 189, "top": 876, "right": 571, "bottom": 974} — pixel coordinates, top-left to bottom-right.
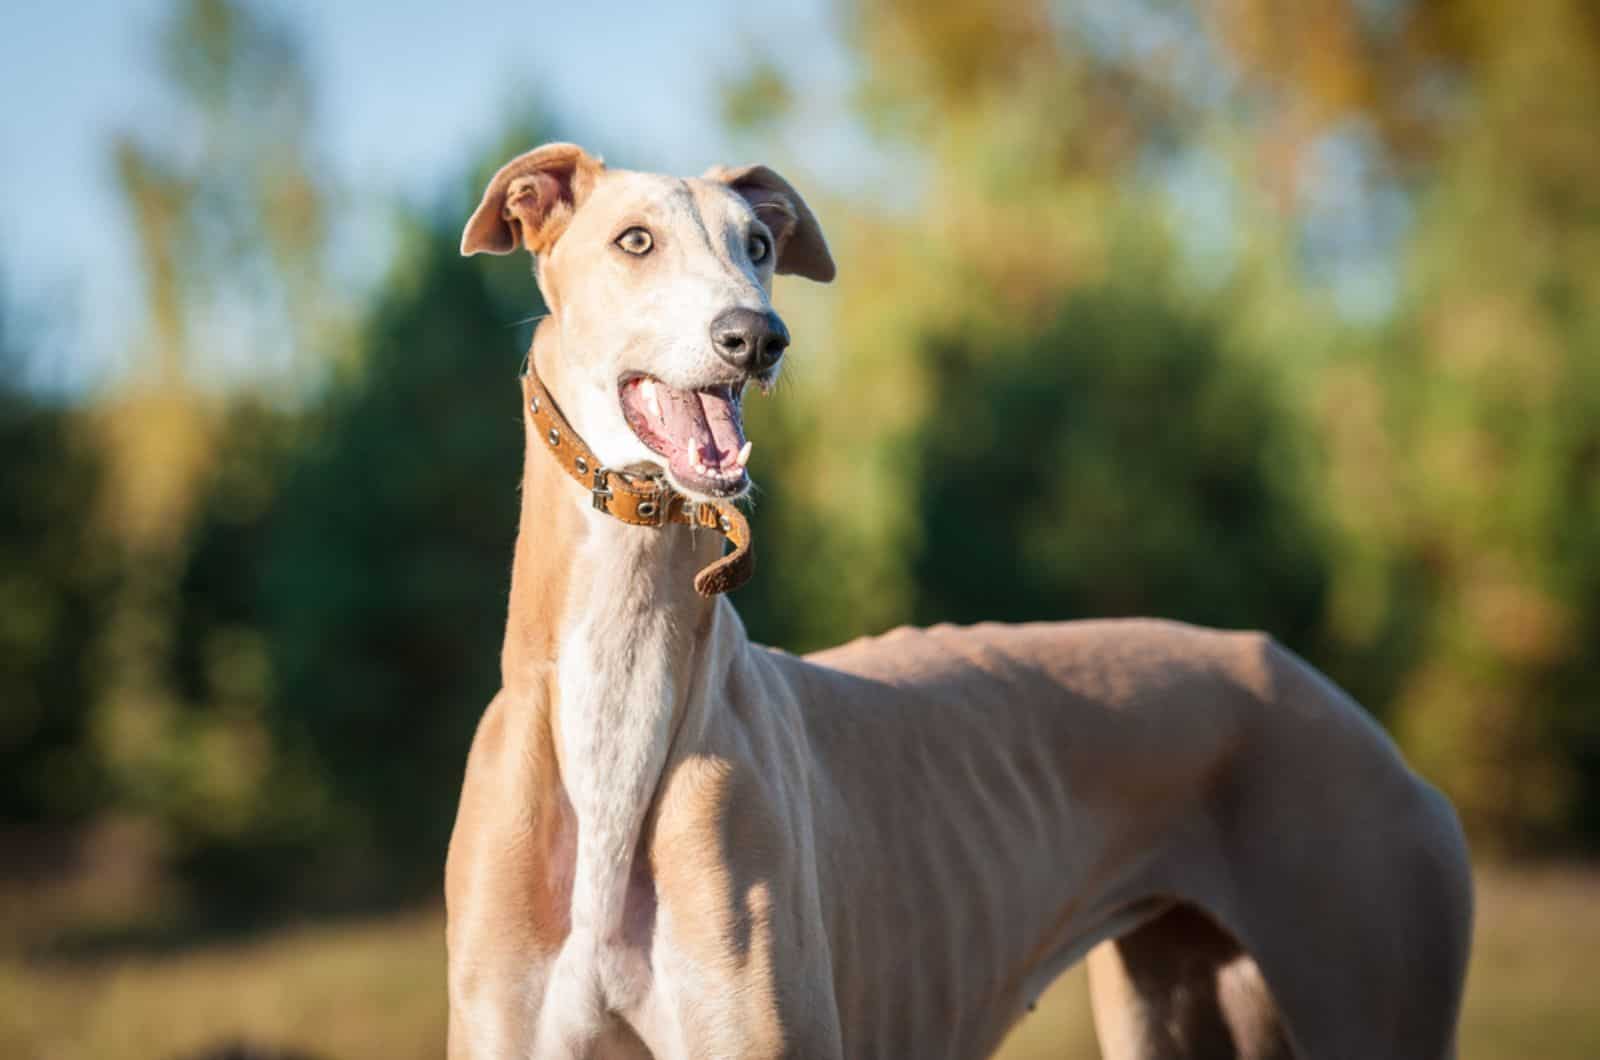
{"left": 1206, "top": 0, "right": 1600, "bottom": 185}
{"left": 250, "top": 211, "right": 539, "bottom": 901}
{"left": 85, "top": 0, "right": 341, "bottom": 894}
{"left": 721, "top": 58, "right": 795, "bottom": 137}
{"left": 143, "top": 108, "right": 557, "bottom": 907}
{"left": 1191, "top": 0, "right": 1600, "bottom": 847}
{"left": 1311, "top": 0, "right": 1600, "bottom": 850}
{"left": 77, "top": 96, "right": 558, "bottom": 910}
{"left": 909, "top": 271, "right": 1327, "bottom": 643}
{"left": 0, "top": 299, "right": 112, "bottom": 826}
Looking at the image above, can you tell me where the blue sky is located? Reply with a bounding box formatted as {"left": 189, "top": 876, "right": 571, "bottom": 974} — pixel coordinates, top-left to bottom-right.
{"left": 0, "top": 0, "right": 861, "bottom": 384}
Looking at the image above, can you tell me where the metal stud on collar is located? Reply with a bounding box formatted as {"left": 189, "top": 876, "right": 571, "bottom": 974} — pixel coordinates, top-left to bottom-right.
{"left": 575, "top": 456, "right": 588, "bottom": 475}
{"left": 547, "top": 428, "right": 560, "bottom": 447}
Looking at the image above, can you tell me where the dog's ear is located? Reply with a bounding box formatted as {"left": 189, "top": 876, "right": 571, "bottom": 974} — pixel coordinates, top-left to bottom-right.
{"left": 702, "top": 164, "right": 835, "bottom": 283}
{"left": 462, "top": 143, "right": 604, "bottom": 257}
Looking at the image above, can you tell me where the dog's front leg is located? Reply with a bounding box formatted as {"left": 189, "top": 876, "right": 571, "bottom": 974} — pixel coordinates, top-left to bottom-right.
{"left": 634, "top": 754, "right": 844, "bottom": 1060}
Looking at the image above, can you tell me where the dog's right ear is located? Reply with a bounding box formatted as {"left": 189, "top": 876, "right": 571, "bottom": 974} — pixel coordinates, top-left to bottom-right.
{"left": 702, "top": 163, "right": 836, "bottom": 283}
{"left": 461, "top": 143, "right": 604, "bottom": 257}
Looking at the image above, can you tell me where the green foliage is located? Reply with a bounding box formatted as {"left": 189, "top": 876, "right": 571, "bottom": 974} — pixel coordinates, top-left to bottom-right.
{"left": 907, "top": 280, "right": 1327, "bottom": 640}
{"left": 252, "top": 222, "right": 536, "bottom": 899}
{"left": 720, "top": 59, "right": 795, "bottom": 137}
{"left": 0, "top": 327, "right": 112, "bottom": 825}
{"left": 1303, "top": 0, "right": 1600, "bottom": 849}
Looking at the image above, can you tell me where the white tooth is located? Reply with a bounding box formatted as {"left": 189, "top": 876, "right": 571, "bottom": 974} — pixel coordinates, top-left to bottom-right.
{"left": 641, "top": 379, "right": 662, "bottom": 421}
{"left": 736, "top": 441, "right": 753, "bottom": 467}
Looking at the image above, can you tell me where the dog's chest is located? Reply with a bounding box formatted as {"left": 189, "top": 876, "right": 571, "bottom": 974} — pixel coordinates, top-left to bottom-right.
{"left": 555, "top": 605, "right": 677, "bottom": 844}
{"left": 549, "top": 532, "right": 689, "bottom": 938}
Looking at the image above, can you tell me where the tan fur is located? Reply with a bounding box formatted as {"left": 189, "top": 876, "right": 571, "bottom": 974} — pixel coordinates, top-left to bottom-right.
{"left": 446, "top": 146, "right": 1473, "bottom": 1059}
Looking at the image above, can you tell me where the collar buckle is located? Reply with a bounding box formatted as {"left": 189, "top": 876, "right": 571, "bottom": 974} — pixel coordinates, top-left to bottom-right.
{"left": 590, "top": 467, "right": 613, "bottom": 512}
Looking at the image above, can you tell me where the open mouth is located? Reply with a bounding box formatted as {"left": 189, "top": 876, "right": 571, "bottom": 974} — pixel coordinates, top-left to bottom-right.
{"left": 619, "top": 375, "right": 751, "bottom": 498}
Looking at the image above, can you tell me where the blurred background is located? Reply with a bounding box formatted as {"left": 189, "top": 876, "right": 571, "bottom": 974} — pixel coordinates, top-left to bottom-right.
{"left": 3, "top": 0, "right": 1598, "bottom": 1056}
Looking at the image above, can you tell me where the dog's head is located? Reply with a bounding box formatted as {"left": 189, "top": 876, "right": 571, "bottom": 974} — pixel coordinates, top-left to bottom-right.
{"left": 463, "top": 143, "right": 834, "bottom": 501}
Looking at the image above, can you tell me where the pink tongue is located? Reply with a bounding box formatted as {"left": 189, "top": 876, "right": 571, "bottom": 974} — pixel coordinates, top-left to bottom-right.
{"left": 697, "top": 389, "right": 745, "bottom": 462}
{"left": 658, "top": 386, "right": 744, "bottom": 468}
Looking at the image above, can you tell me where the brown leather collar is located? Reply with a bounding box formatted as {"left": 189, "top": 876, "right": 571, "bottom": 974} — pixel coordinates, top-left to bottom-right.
{"left": 521, "top": 366, "right": 755, "bottom": 597}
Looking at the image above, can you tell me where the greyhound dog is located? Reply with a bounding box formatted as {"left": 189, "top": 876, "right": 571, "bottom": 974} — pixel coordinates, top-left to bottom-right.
{"left": 445, "top": 143, "right": 1473, "bottom": 1059}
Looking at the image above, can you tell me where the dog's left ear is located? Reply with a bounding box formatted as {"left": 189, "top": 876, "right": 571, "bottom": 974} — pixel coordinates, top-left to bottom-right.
{"left": 703, "top": 164, "right": 835, "bottom": 283}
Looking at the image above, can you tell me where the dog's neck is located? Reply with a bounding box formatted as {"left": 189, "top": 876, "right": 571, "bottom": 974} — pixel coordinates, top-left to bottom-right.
{"left": 500, "top": 320, "right": 732, "bottom": 946}
{"left": 501, "top": 322, "right": 726, "bottom": 680}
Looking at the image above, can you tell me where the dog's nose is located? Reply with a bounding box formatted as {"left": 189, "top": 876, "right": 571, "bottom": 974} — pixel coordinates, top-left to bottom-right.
{"left": 710, "top": 308, "right": 789, "bottom": 372}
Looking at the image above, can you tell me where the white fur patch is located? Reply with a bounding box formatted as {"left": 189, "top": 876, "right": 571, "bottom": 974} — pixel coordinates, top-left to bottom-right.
{"left": 535, "top": 508, "right": 689, "bottom": 1046}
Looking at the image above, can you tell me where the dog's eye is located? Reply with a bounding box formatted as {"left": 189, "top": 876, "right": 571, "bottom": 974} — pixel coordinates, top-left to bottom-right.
{"left": 615, "top": 227, "right": 653, "bottom": 256}
{"left": 747, "top": 233, "right": 771, "bottom": 264}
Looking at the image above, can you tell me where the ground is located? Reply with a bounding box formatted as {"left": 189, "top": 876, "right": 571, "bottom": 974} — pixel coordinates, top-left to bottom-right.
{"left": 1, "top": 865, "right": 1595, "bottom": 1059}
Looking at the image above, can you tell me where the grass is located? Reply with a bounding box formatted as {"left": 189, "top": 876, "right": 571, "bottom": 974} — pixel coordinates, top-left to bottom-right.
{"left": 1, "top": 865, "right": 1596, "bottom": 1059}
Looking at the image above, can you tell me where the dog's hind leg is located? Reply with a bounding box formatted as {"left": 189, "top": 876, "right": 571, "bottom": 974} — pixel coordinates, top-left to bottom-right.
{"left": 1086, "top": 904, "right": 1294, "bottom": 1060}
